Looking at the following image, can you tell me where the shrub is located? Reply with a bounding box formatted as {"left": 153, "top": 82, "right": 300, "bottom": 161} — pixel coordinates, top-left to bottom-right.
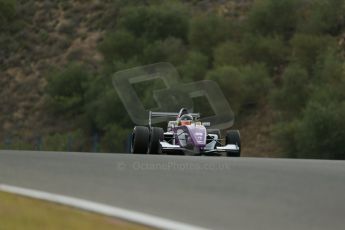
{"left": 206, "top": 66, "right": 244, "bottom": 114}
{"left": 189, "top": 14, "right": 232, "bottom": 56}
{"left": 178, "top": 50, "right": 208, "bottom": 81}
{"left": 272, "top": 120, "right": 299, "bottom": 158}
{"left": 310, "top": 48, "right": 345, "bottom": 108}
{"left": 290, "top": 33, "right": 335, "bottom": 73}
{"left": 313, "top": 47, "right": 344, "bottom": 86}
{"left": 298, "top": 0, "right": 345, "bottom": 35}
{"left": 45, "top": 63, "right": 90, "bottom": 114}
{"left": 295, "top": 101, "right": 345, "bottom": 159}
{"left": 241, "top": 34, "right": 289, "bottom": 73}
{"left": 100, "top": 124, "right": 131, "bottom": 152}
{"left": 274, "top": 50, "right": 345, "bottom": 159}
{"left": 42, "top": 133, "right": 69, "bottom": 152}
{"left": 0, "top": 0, "right": 18, "bottom": 57}
{"left": 0, "top": 0, "right": 16, "bottom": 27}
{"left": 206, "top": 64, "right": 271, "bottom": 114}
{"left": 42, "top": 130, "right": 85, "bottom": 152}
{"left": 142, "top": 37, "right": 186, "bottom": 65}
{"left": 118, "top": 3, "right": 189, "bottom": 42}
{"left": 213, "top": 41, "right": 244, "bottom": 67}
{"left": 11, "top": 139, "right": 34, "bottom": 151}
{"left": 246, "top": 0, "right": 300, "bottom": 38}
{"left": 98, "top": 30, "right": 143, "bottom": 64}
{"left": 270, "top": 64, "right": 309, "bottom": 116}
{"left": 85, "top": 88, "right": 130, "bottom": 130}
{"left": 240, "top": 63, "right": 271, "bottom": 105}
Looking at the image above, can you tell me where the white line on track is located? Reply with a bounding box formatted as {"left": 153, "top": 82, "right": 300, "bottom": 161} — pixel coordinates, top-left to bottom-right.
{"left": 0, "top": 184, "right": 208, "bottom": 230}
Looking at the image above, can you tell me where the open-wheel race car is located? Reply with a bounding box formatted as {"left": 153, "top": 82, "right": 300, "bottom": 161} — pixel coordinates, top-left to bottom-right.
{"left": 129, "top": 108, "right": 241, "bottom": 157}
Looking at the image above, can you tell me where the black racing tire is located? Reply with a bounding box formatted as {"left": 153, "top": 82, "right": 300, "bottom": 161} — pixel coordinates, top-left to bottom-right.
{"left": 148, "top": 127, "right": 164, "bottom": 154}
{"left": 131, "top": 126, "right": 149, "bottom": 154}
{"left": 226, "top": 130, "right": 241, "bottom": 157}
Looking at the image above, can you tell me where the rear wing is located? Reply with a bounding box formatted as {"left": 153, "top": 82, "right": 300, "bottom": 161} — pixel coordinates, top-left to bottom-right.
{"left": 149, "top": 111, "right": 200, "bottom": 127}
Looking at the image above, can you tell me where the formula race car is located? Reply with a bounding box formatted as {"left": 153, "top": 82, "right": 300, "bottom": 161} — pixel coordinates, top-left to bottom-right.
{"left": 129, "top": 108, "right": 241, "bottom": 157}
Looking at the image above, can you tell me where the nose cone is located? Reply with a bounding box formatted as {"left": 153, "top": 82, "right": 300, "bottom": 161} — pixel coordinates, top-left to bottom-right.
{"left": 187, "top": 125, "right": 207, "bottom": 147}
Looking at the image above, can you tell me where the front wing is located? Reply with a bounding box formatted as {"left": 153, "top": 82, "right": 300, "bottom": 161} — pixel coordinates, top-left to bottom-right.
{"left": 160, "top": 141, "right": 240, "bottom": 155}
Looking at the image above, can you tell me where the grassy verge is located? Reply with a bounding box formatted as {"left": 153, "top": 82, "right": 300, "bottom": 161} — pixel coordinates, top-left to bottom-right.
{"left": 0, "top": 191, "right": 151, "bottom": 230}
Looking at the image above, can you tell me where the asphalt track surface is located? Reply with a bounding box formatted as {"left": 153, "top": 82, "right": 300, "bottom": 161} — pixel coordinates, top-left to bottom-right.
{"left": 0, "top": 150, "right": 344, "bottom": 230}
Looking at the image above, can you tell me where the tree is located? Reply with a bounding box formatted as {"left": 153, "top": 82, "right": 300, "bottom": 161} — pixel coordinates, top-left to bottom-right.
{"left": 246, "top": 0, "right": 300, "bottom": 39}
{"left": 45, "top": 63, "right": 90, "bottom": 114}
{"left": 189, "top": 14, "right": 232, "bottom": 57}
{"left": 0, "top": 0, "right": 16, "bottom": 29}
{"left": 298, "top": 0, "right": 345, "bottom": 35}
{"left": 295, "top": 101, "right": 345, "bottom": 159}
{"left": 271, "top": 64, "right": 309, "bottom": 116}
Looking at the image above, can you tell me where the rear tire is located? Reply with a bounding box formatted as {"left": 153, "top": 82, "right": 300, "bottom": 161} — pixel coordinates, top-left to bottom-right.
{"left": 148, "top": 127, "right": 164, "bottom": 154}
{"left": 131, "top": 126, "right": 149, "bottom": 154}
{"left": 226, "top": 130, "right": 241, "bottom": 157}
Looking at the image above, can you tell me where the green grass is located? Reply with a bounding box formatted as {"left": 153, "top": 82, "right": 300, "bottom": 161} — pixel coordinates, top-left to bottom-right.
{"left": 0, "top": 191, "right": 151, "bottom": 230}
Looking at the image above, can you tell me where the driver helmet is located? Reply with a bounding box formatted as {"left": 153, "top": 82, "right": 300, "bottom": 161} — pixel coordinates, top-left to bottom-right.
{"left": 179, "top": 114, "right": 193, "bottom": 126}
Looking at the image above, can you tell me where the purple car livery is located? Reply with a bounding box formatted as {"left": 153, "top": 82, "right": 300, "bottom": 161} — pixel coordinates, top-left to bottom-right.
{"left": 130, "top": 108, "right": 241, "bottom": 156}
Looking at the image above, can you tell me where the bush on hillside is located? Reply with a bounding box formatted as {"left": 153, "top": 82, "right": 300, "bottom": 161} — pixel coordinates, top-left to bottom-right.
{"left": 85, "top": 88, "right": 131, "bottom": 131}
{"left": 313, "top": 47, "right": 344, "bottom": 86}
{"left": 213, "top": 41, "right": 244, "bottom": 67}
{"left": 241, "top": 34, "right": 289, "bottom": 73}
{"left": 294, "top": 101, "right": 345, "bottom": 159}
{"left": 0, "top": 0, "right": 20, "bottom": 59}
{"left": 178, "top": 50, "right": 208, "bottom": 81}
{"left": 98, "top": 2, "right": 189, "bottom": 71}
{"left": 246, "top": 0, "right": 300, "bottom": 38}
{"left": 98, "top": 30, "right": 143, "bottom": 64}
{"left": 214, "top": 35, "right": 289, "bottom": 73}
{"left": 100, "top": 124, "right": 130, "bottom": 153}
{"left": 42, "top": 130, "right": 85, "bottom": 152}
{"left": 270, "top": 64, "right": 309, "bottom": 116}
{"left": 290, "top": 33, "right": 335, "bottom": 73}
{"left": 273, "top": 100, "right": 345, "bottom": 160}
{"left": 189, "top": 14, "right": 233, "bottom": 57}
{"left": 240, "top": 63, "right": 271, "bottom": 105}
{"left": 45, "top": 64, "right": 90, "bottom": 114}
{"left": 206, "top": 66, "right": 244, "bottom": 114}
{"left": 272, "top": 120, "right": 299, "bottom": 158}
{"left": 273, "top": 47, "right": 345, "bottom": 159}
{"left": 298, "top": 0, "right": 345, "bottom": 35}
{"left": 206, "top": 64, "right": 271, "bottom": 114}
{"left": 118, "top": 3, "right": 189, "bottom": 42}
{"left": 142, "top": 37, "right": 186, "bottom": 65}
{"left": 0, "top": 0, "right": 16, "bottom": 27}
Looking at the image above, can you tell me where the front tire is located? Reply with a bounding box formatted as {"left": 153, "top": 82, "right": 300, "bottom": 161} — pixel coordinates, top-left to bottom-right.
{"left": 226, "top": 130, "right": 241, "bottom": 157}
{"left": 131, "top": 126, "right": 149, "bottom": 154}
{"left": 148, "top": 127, "right": 164, "bottom": 154}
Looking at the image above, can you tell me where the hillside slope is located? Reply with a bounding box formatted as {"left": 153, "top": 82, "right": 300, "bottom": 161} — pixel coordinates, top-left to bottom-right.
{"left": 6, "top": 0, "right": 343, "bottom": 158}
{"left": 1, "top": 0, "right": 107, "bottom": 140}
{"left": 2, "top": 0, "right": 270, "bottom": 156}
